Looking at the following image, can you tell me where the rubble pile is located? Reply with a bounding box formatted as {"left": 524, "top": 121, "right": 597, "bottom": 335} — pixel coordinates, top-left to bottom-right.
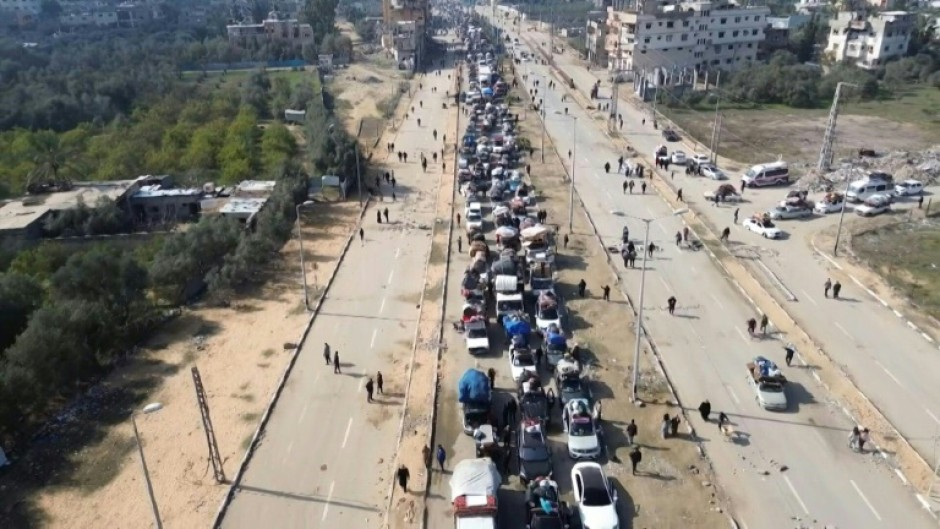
{"left": 798, "top": 144, "right": 940, "bottom": 191}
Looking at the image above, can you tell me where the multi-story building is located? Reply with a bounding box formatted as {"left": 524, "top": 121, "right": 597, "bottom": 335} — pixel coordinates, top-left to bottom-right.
{"left": 586, "top": 16, "right": 610, "bottom": 67}
{"left": 825, "top": 11, "right": 913, "bottom": 69}
{"left": 381, "top": 0, "right": 429, "bottom": 69}
{"left": 759, "top": 14, "right": 811, "bottom": 59}
{"left": 0, "top": 0, "right": 41, "bottom": 25}
{"left": 605, "top": 0, "right": 770, "bottom": 83}
{"left": 60, "top": 10, "right": 120, "bottom": 29}
{"left": 227, "top": 11, "right": 315, "bottom": 48}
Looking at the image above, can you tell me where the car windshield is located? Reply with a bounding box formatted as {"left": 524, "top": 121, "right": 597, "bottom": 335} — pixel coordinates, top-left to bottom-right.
{"left": 514, "top": 354, "right": 535, "bottom": 367}
{"left": 745, "top": 168, "right": 758, "bottom": 178}
{"left": 467, "top": 213, "right": 482, "bottom": 221}
{"left": 531, "top": 278, "right": 553, "bottom": 289}
{"left": 540, "top": 308, "right": 559, "bottom": 320}
{"left": 561, "top": 377, "right": 582, "bottom": 394}
{"left": 582, "top": 484, "right": 611, "bottom": 507}
{"left": 759, "top": 382, "right": 784, "bottom": 393}
{"left": 498, "top": 300, "right": 523, "bottom": 312}
{"left": 467, "top": 327, "right": 487, "bottom": 339}
{"left": 570, "top": 419, "right": 595, "bottom": 436}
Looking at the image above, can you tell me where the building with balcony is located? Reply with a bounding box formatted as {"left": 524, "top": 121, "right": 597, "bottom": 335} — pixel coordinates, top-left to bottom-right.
{"left": 227, "top": 10, "right": 315, "bottom": 48}
{"left": 605, "top": 0, "right": 770, "bottom": 83}
{"left": 825, "top": 10, "right": 913, "bottom": 69}
{"left": 586, "top": 16, "right": 610, "bottom": 67}
{"left": 381, "top": 0, "right": 429, "bottom": 69}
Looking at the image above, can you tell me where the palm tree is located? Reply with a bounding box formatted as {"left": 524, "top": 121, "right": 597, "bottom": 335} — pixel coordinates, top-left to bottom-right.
{"left": 24, "top": 130, "right": 85, "bottom": 194}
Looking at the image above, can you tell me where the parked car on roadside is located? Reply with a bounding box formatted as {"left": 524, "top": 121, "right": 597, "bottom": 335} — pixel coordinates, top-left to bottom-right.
{"left": 670, "top": 150, "right": 687, "bottom": 165}
{"left": 700, "top": 164, "right": 727, "bottom": 180}
{"left": 742, "top": 216, "right": 783, "bottom": 239}
{"left": 662, "top": 129, "right": 680, "bottom": 142}
{"left": 855, "top": 194, "right": 891, "bottom": 217}
{"left": 895, "top": 179, "right": 924, "bottom": 197}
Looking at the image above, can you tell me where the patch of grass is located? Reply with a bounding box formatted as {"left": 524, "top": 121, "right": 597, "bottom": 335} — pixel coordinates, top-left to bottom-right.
{"left": 240, "top": 412, "right": 261, "bottom": 423}
{"left": 261, "top": 348, "right": 276, "bottom": 358}
{"left": 852, "top": 220, "right": 940, "bottom": 320}
{"left": 181, "top": 68, "right": 320, "bottom": 93}
{"left": 845, "top": 85, "right": 940, "bottom": 133}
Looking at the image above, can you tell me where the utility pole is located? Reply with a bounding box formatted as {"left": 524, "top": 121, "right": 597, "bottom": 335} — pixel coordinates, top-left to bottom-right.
{"left": 567, "top": 117, "right": 578, "bottom": 233}
{"left": 191, "top": 366, "right": 225, "bottom": 483}
{"left": 708, "top": 70, "right": 721, "bottom": 164}
{"left": 817, "top": 82, "right": 857, "bottom": 172}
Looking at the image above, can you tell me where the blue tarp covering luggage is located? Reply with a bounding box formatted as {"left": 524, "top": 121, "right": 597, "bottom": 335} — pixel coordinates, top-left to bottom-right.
{"left": 546, "top": 332, "right": 566, "bottom": 347}
{"left": 458, "top": 369, "right": 491, "bottom": 403}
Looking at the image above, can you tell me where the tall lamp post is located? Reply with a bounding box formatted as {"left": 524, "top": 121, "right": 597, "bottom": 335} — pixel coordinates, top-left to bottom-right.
{"left": 132, "top": 403, "right": 165, "bottom": 529}
{"left": 566, "top": 115, "right": 578, "bottom": 233}
{"left": 296, "top": 200, "right": 315, "bottom": 309}
{"left": 629, "top": 208, "right": 688, "bottom": 402}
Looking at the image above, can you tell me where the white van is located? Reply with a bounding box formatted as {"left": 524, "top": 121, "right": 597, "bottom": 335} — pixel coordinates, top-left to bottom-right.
{"left": 846, "top": 178, "right": 893, "bottom": 203}
{"left": 741, "top": 161, "right": 790, "bottom": 188}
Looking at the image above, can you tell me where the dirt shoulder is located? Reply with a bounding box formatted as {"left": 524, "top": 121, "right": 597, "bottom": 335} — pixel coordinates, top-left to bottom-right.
{"left": 1, "top": 200, "right": 362, "bottom": 529}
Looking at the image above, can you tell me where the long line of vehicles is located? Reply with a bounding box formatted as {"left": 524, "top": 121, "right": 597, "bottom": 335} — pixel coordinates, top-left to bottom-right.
{"left": 450, "top": 21, "right": 620, "bottom": 529}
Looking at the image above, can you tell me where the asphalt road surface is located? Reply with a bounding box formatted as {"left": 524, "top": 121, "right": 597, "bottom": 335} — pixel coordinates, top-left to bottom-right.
{"left": 484, "top": 12, "right": 937, "bottom": 529}
{"left": 220, "top": 50, "right": 458, "bottom": 528}
{"left": 511, "top": 14, "right": 940, "bottom": 480}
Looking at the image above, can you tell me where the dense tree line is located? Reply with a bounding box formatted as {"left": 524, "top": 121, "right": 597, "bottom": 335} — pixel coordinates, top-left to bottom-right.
{"left": 0, "top": 70, "right": 306, "bottom": 198}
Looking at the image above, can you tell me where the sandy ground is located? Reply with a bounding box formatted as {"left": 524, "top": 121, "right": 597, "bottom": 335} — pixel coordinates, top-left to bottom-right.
{"left": 519, "top": 109, "right": 728, "bottom": 527}
{"left": 1, "top": 200, "right": 363, "bottom": 529}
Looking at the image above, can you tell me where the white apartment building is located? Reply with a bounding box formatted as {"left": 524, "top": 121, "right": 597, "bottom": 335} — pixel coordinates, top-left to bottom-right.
{"left": 825, "top": 11, "right": 913, "bottom": 69}
{"left": 605, "top": 0, "right": 769, "bottom": 82}
{"left": 0, "top": 0, "right": 40, "bottom": 14}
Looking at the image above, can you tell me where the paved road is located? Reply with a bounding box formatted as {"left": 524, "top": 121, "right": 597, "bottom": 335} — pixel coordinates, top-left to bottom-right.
{"left": 220, "top": 48, "right": 458, "bottom": 528}
{"left": 508, "top": 13, "right": 940, "bottom": 481}
{"left": 483, "top": 12, "right": 938, "bottom": 529}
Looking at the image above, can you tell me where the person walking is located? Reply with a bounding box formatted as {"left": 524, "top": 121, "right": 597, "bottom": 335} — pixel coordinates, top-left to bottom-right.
{"left": 333, "top": 351, "right": 341, "bottom": 374}
{"left": 602, "top": 285, "right": 611, "bottom": 301}
{"left": 833, "top": 280, "right": 842, "bottom": 299}
{"left": 698, "top": 400, "right": 711, "bottom": 421}
{"left": 682, "top": 226, "right": 690, "bottom": 243}
{"left": 759, "top": 314, "right": 769, "bottom": 335}
{"left": 323, "top": 343, "right": 331, "bottom": 366}
{"left": 422, "top": 445, "right": 432, "bottom": 469}
{"left": 563, "top": 234, "right": 570, "bottom": 249}
{"left": 717, "top": 412, "right": 729, "bottom": 429}
{"left": 677, "top": 188, "right": 684, "bottom": 202}
{"left": 720, "top": 227, "right": 731, "bottom": 242}
{"left": 377, "top": 371, "right": 384, "bottom": 394}
{"left": 535, "top": 345, "right": 543, "bottom": 366}
{"left": 733, "top": 208, "right": 740, "bottom": 224}
{"left": 365, "top": 377, "right": 375, "bottom": 403}
{"left": 675, "top": 231, "right": 682, "bottom": 247}
{"left": 670, "top": 415, "right": 681, "bottom": 436}
{"left": 618, "top": 156, "right": 624, "bottom": 172}
{"left": 746, "top": 317, "right": 758, "bottom": 337}
{"left": 661, "top": 414, "right": 671, "bottom": 439}
{"left": 577, "top": 279, "right": 587, "bottom": 297}
{"left": 487, "top": 367, "right": 496, "bottom": 389}
{"left": 436, "top": 444, "right": 447, "bottom": 472}
{"left": 396, "top": 465, "right": 410, "bottom": 492}
{"left": 377, "top": 210, "right": 382, "bottom": 224}
{"left": 629, "top": 446, "right": 642, "bottom": 475}
{"left": 604, "top": 161, "right": 611, "bottom": 174}
{"left": 824, "top": 278, "right": 832, "bottom": 298}
{"left": 641, "top": 182, "right": 647, "bottom": 194}
{"left": 384, "top": 208, "right": 389, "bottom": 223}
{"left": 784, "top": 344, "right": 795, "bottom": 367}
{"left": 667, "top": 296, "right": 677, "bottom": 315}
{"left": 647, "top": 242, "right": 656, "bottom": 258}
{"left": 359, "top": 228, "right": 365, "bottom": 245}
{"left": 457, "top": 235, "right": 463, "bottom": 253}
{"left": 504, "top": 397, "right": 518, "bottom": 426}
{"left": 621, "top": 180, "right": 628, "bottom": 194}
{"left": 391, "top": 176, "right": 397, "bottom": 189}
{"left": 625, "top": 419, "right": 638, "bottom": 445}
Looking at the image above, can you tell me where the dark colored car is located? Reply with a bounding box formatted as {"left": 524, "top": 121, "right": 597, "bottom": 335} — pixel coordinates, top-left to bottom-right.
{"left": 518, "top": 422, "right": 553, "bottom": 484}
{"left": 555, "top": 373, "right": 592, "bottom": 407}
{"left": 662, "top": 129, "right": 680, "bottom": 142}
{"left": 520, "top": 389, "right": 553, "bottom": 426}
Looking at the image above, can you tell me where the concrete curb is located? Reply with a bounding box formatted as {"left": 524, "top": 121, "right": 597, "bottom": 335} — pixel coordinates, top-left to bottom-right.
{"left": 212, "top": 199, "right": 372, "bottom": 528}
{"left": 810, "top": 239, "right": 940, "bottom": 351}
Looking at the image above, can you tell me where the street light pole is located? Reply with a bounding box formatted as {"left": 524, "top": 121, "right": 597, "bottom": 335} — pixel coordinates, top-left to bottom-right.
{"left": 295, "top": 200, "right": 315, "bottom": 309}
{"left": 132, "top": 405, "right": 164, "bottom": 529}
{"left": 354, "top": 143, "right": 363, "bottom": 208}
{"left": 629, "top": 209, "right": 687, "bottom": 402}
{"left": 833, "top": 174, "right": 855, "bottom": 257}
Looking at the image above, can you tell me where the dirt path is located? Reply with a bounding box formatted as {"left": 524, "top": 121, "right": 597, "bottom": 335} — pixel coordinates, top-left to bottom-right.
{"left": 9, "top": 201, "right": 362, "bottom": 529}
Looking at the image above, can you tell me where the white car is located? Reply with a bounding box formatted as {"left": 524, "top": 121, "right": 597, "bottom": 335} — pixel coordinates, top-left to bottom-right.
{"left": 670, "top": 150, "right": 687, "bottom": 165}
{"left": 571, "top": 462, "right": 620, "bottom": 529}
{"left": 700, "top": 164, "right": 727, "bottom": 180}
{"left": 510, "top": 349, "right": 538, "bottom": 381}
{"left": 742, "top": 217, "right": 783, "bottom": 239}
{"left": 814, "top": 199, "right": 845, "bottom": 214}
{"left": 895, "top": 179, "right": 924, "bottom": 196}
{"left": 535, "top": 301, "right": 562, "bottom": 333}
{"left": 565, "top": 403, "right": 601, "bottom": 460}
{"left": 465, "top": 211, "right": 483, "bottom": 231}
{"left": 464, "top": 318, "right": 489, "bottom": 356}
{"left": 690, "top": 153, "right": 710, "bottom": 167}
{"left": 855, "top": 194, "right": 891, "bottom": 217}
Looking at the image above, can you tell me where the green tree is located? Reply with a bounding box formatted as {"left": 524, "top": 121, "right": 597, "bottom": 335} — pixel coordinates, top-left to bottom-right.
{"left": 261, "top": 123, "right": 298, "bottom": 171}
{"left": 304, "top": 0, "right": 339, "bottom": 44}
{"left": 184, "top": 120, "right": 228, "bottom": 170}
{"left": 8, "top": 243, "right": 75, "bottom": 282}
{"left": 0, "top": 272, "right": 44, "bottom": 352}
{"left": 22, "top": 130, "right": 86, "bottom": 193}
{"left": 51, "top": 245, "right": 148, "bottom": 328}
{"left": 219, "top": 107, "right": 261, "bottom": 183}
